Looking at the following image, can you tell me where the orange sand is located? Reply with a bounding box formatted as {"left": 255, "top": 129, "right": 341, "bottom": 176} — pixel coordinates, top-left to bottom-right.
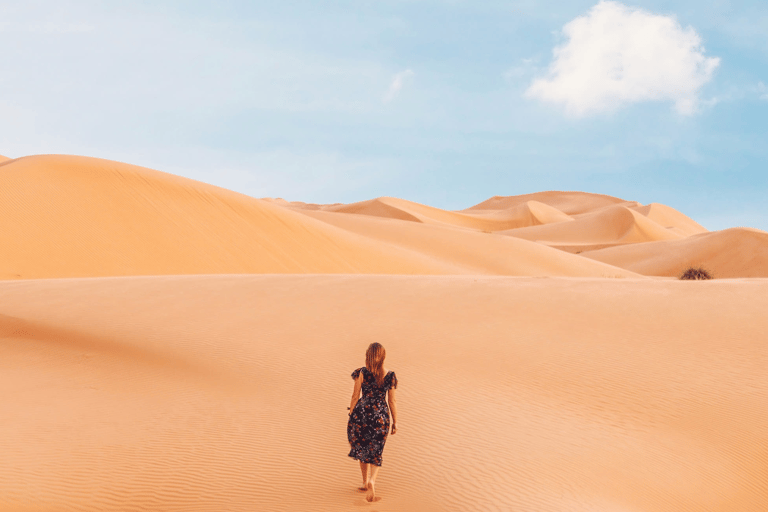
{"left": 1, "top": 275, "right": 767, "bottom": 511}
{"left": 0, "top": 155, "right": 637, "bottom": 279}
{"left": 2, "top": 154, "right": 768, "bottom": 511}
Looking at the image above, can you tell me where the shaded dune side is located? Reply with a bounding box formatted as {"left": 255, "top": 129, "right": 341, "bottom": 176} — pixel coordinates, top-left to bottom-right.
{"left": 299, "top": 209, "right": 640, "bottom": 277}
{"left": 501, "top": 205, "right": 682, "bottom": 253}
{"left": 281, "top": 196, "right": 575, "bottom": 232}
{"left": 466, "top": 191, "right": 631, "bottom": 215}
{"left": 448, "top": 200, "right": 574, "bottom": 230}
{"left": 584, "top": 227, "right": 768, "bottom": 278}
{"left": 0, "top": 155, "right": 475, "bottom": 278}
{"left": 1, "top": 275, "right": 767, "bottom": 512}
{"left": 325, "top": 196, "right": 546, "bottom": 232}
{"left": 630, "top": 203, "right": 708, "bottom": 237}
{"left": 326, "top": 197, "right": 424, "bottom": 223}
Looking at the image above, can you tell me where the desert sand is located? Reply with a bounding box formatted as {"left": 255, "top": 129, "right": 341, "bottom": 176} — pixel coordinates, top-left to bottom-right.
{"left": 1, "top": 154, "right": 768, "bottom": 511}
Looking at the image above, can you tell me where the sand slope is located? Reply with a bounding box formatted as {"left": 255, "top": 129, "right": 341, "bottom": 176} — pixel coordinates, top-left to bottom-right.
{"left": 0, "top": 154, "right": 502, "bottom": 278}
{"left": 0, "top": 154, "right": 10, "bottom": 163}
{"left": 1, "top": 274, "right": 767, "bottom": 511}
{"left": 584, "top": 227, "right": 768, "bottom": 278}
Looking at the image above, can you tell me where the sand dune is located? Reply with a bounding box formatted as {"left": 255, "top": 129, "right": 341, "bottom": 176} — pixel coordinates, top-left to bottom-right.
{"left": 0, "top": 154, "right": 10, "bottom": 163}
{"left": 325, "top": 197, "right": 572, "bottom": 232}
{"left": 501, "top": 204, "right": 682, "bottom": 253}
{"left": 584, "top": 227, "right": 768, "bottom": 278}
{"left": 0, "top": 154, "right": 499, "bottom": 278}
{"left": 299, "top": 209, "right": 639, "bottom": 277}
{"left": 2, "top": 152, "right": 768, "bottom": 512}
{"left": 466, "top": 191, "right": 633, "bottom": 215}
{"left": 0, "top": 155, "right": 641, "bottom": 279}
{"left": 629, "top": 203, "right": 708, "bottom": 237}
{"left": 1, "top": 274, "right": 767, "bottom": 511}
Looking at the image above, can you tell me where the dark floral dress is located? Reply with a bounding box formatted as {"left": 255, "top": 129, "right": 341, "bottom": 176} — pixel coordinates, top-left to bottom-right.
{"left": 347, "top": 367, "right": 398, "bottom": 466}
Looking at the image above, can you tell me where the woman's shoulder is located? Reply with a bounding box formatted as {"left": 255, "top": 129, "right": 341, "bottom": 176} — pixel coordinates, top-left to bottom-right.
{"left": 385, "top": 369, "right": 398, "bottom": 389}
{"left": 351, "top": 367, "right": 368, "bottom": 379}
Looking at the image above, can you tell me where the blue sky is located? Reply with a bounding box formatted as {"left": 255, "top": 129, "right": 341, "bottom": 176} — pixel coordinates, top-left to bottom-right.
{"left": 1, "top": 0, "right": 767, "bottom": 230}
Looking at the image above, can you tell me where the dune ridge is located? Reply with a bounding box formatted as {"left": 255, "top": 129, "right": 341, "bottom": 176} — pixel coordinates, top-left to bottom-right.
{"left": 1, "top": 274, "right": 767, "bottom": 511}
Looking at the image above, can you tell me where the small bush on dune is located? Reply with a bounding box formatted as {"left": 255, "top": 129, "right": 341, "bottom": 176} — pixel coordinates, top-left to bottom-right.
{"left": 679, "top": 267, "right": 713, "bottom": 280}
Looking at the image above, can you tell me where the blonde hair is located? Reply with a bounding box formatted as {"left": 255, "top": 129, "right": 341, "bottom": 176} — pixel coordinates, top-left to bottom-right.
{"left": 365, "top": 342, "right": 386, "bottom": 386}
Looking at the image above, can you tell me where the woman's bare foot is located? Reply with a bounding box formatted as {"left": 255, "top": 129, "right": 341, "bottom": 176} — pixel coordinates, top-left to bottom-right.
{"left": 358, "top": 483, "right": 369, "bottom": 492}
{"left": 366, "top": 482, "right": 380, "bottom": 502}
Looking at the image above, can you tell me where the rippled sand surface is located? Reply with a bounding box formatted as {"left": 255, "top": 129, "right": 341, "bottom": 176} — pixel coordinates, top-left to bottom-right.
{"left": 1, "top": 275, "right": 767, "bottom": 511}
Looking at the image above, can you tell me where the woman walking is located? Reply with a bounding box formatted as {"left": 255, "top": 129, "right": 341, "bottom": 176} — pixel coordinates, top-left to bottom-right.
{"left": 347, "top": 342, "right": 398, "bottom": 502}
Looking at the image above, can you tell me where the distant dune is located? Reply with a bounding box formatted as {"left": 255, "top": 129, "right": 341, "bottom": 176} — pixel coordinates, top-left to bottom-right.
{"left": 1, "top": 155, "right": 480, "bottom": 278}
{"left": 466, "top": 191, "right": 633, "bottom": 215}
{"left": 501, "top": 204, "right": 684, "bottom": 252}
{"left": 325, "top": 196, "right": 573, "bottom": 232}
{"left": 298, "top": 209, "right": 637, "bottom": 277}
{"left": 629, "top": 203, "right": 708, "bottom": 237}
{"left": 0, "top": 154, "right": 11, "bottom": 163}
{"left": 0, "top": 155, "right": 638, "bottom": 279}
{"left": 584, "top": 227, "right": 768, "bottom": 278}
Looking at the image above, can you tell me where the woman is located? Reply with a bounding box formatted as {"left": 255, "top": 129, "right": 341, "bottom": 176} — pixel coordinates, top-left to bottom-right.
{"left": 347, "top": 342, "right": 398, "bottom": 502}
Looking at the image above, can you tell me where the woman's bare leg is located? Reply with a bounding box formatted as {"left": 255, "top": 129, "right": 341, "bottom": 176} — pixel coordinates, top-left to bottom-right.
{"left": 358, "top": 462, "right": 369, "bottom": 491}
{"left": 366, "top": 465, "right": 381, "bottom": 502}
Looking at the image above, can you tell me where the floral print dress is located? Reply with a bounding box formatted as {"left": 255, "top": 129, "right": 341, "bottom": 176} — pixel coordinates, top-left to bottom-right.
{"left": 347, "top": 367, "right": 398, "bottom": 466}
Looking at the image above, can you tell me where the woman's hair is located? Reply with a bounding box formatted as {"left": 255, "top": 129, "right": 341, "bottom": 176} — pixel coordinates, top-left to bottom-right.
{"left": 365, "top": 342, "right": 386, "bottom": 386}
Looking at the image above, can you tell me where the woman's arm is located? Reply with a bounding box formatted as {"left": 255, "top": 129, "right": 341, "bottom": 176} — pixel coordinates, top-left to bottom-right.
{"left": 349, "top": 372, "right": 363, "bottom": 414}
{"left": 387, "top": 387, "right": 397, "bottom": 434}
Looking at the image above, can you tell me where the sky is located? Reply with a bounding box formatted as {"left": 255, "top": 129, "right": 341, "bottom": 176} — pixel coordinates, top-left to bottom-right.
{"left": 1, "top": 0, "right": 767, "bottom": 230}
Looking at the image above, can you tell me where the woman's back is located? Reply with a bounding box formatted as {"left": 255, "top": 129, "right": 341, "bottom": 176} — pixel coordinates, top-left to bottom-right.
{"left": 354, "top": 367, "right": 397, "bottom": 402}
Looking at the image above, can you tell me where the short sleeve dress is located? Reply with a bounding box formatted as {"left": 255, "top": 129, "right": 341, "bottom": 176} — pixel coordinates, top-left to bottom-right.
{"left": 347, "top": 367, "right": 398, "bottom": 467}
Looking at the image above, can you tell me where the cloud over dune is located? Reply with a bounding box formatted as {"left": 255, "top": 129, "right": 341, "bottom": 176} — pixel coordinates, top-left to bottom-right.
{"left": 526, "top": 1, "right": 720, "bottom": 116}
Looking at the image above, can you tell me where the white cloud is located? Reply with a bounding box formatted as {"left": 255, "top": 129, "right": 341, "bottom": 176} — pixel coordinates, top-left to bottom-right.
{"left": 758, "top": 82, "right": 768, "bottom": 101}
{"left": 383, "top": 69, "right": 414, "bottom": 102}
{"left": 526, "top": 1, "right": 720, "bottom": 116}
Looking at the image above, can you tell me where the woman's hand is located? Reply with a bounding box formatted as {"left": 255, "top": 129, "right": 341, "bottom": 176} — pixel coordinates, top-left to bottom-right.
{"left": 391, "top": 423, "right": 397, "bottom": 435}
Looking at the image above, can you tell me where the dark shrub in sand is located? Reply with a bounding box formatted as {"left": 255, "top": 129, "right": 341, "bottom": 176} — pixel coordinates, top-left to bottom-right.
{"left": 680, "top": 267, "right": 713, "bottom": 280}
